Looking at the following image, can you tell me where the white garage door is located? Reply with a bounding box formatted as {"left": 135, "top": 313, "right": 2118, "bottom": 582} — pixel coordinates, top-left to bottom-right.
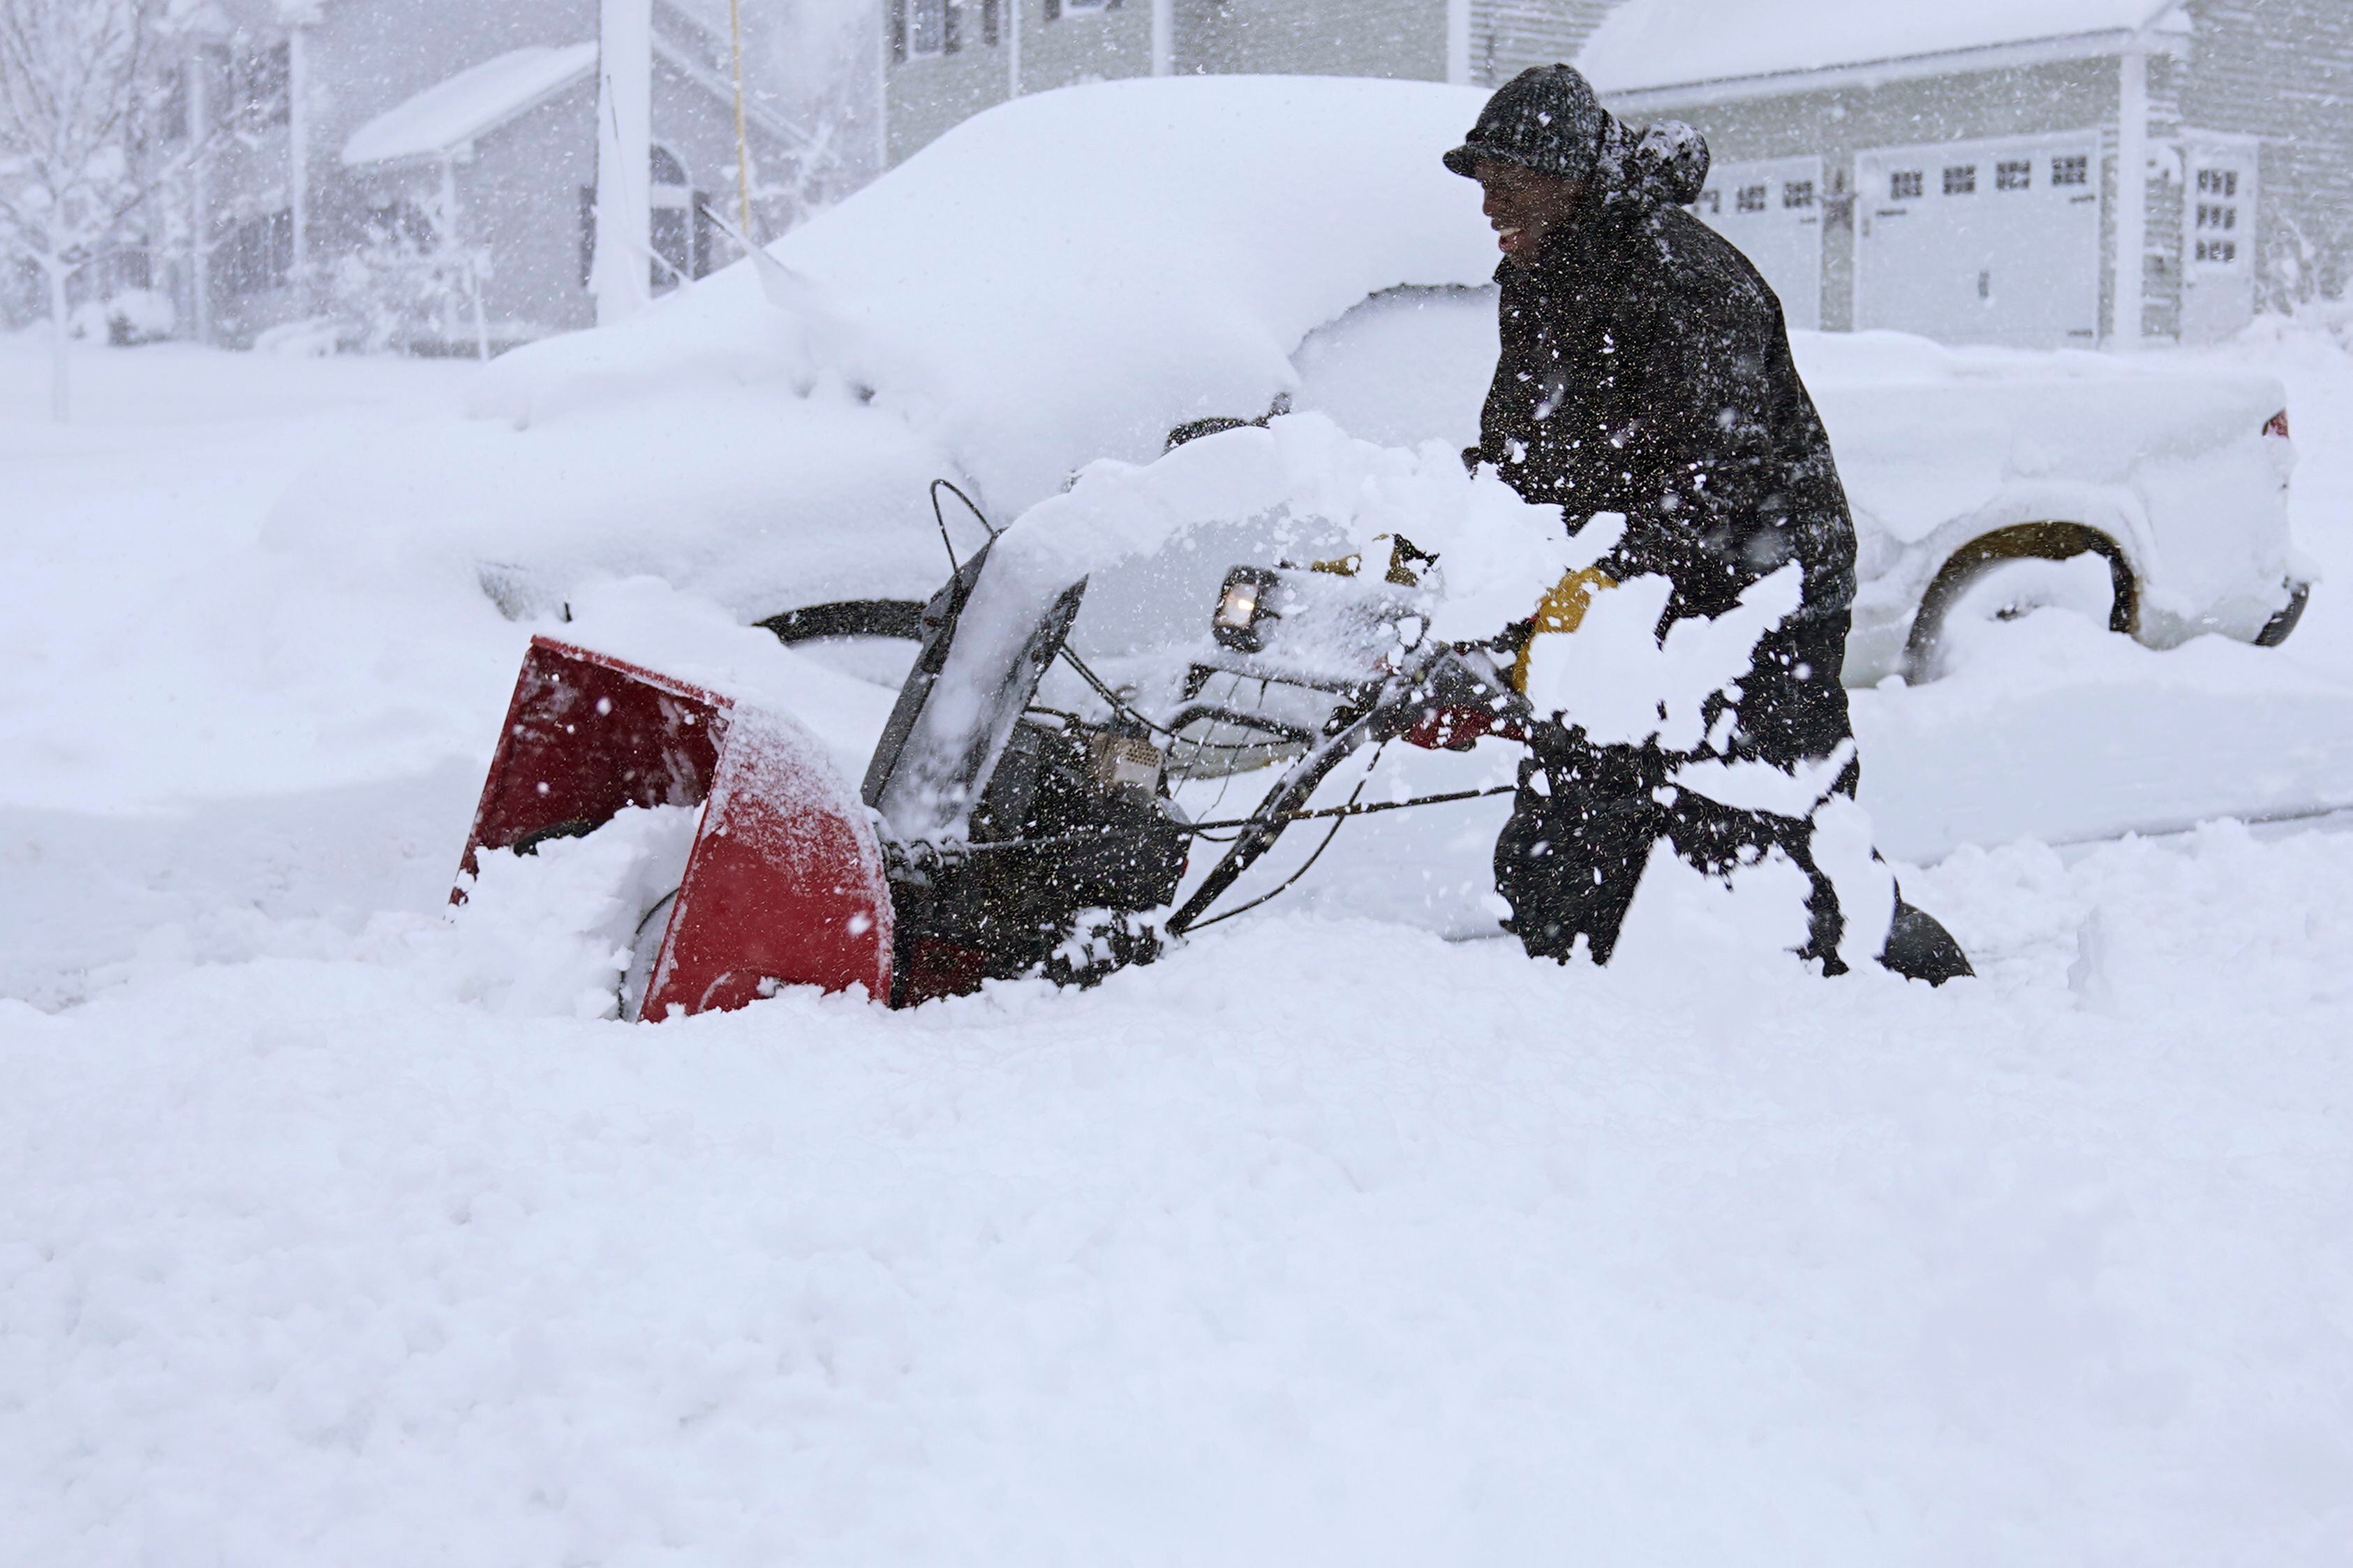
{"left": 1857, "top": 133, "right": 2101, "bottom": 348}
{"left": 1691, "top": 156, "right": 1823, "bottom": 330}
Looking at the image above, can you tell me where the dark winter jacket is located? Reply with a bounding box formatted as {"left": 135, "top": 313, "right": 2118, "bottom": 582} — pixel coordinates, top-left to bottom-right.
{"left": 1471, "top": 122, "right": 1858, "bottom": 632}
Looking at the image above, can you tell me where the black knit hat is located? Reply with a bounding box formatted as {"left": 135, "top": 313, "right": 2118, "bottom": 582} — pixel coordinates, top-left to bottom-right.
{"left": 1442, "top": 64, "right": 1611, "bottom": 184}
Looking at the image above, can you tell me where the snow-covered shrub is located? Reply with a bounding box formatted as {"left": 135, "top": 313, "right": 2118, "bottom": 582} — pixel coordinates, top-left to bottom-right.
{"left": 65, "top": 285, "right": 175, "bottom": 345}
{"left": 308, "top": 205, "right": 480, "bottom": 354}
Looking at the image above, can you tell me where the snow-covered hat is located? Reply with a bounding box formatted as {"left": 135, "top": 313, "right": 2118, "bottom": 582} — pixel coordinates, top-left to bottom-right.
{"left": 1444, "top": 64, "right": 1710, "bottom": 209}
{"left": 1441, "top": 65, "right": 1612, "bottom": 184}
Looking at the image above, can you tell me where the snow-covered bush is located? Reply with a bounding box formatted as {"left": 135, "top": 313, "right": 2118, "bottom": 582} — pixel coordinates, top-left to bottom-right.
{"left": 65, "top": 285, "right": 172, "bottom": 344}
{"left": 307, "top": 206, "right": 483, "bottom": 354}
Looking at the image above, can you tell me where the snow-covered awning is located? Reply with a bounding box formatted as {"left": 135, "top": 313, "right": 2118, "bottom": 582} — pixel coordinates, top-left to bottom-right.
{"left": 341, "top": 43, "right": 597, "bottom": 167}
{"left": 1579, "top": 0, "right": 2184, "bottom": 100}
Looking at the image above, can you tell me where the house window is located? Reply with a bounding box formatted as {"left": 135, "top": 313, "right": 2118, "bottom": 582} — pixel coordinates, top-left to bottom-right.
{"left": 366, "top": 202, "right": 436, "bottom": 249}
{"left": 242, "top": 40, "right": 289, "bottom": 128}
{"left": 218, "top": 209, "right": 292, "bottom": 294}
{"left": 1783, "top": 180, "right": 1816, "bottom": 209}
{"left": 2192, "top": 160, "right": 2247, "bottom": 269}
{"left": 156, "top": 61, "right": 188, "bottom": 140}
{"left": 198, "top": 44, "right": 232, "bottom": 130}
{"left": 1736, "top": 183, "right": 1767, "bottom": 213}
{"left": 905, "top": 0, "right": 948, "bottom": 58}
{"left": 2051, "top": 155, "right": 2088, "bottom": 186}
{"left": 1943, "top": 165, "right": 1977, "bottom": 195}
{"left": 650, "top": 144, "right": 697, "bottom": 291}
{"left": 1890, "top": 170, "right": 1922, "bottom": 200}
{"left": 577, "top": 147, "right": 711, "bottom": 291}
{"left": 1695, "top": 188, "right": 1721, "bottom": 216}
{"left": 1996, "top": 159, "right": 2031, "bottom": 191}
{"left": 1057, "top": 0, "right": 1113, "bottom": 13}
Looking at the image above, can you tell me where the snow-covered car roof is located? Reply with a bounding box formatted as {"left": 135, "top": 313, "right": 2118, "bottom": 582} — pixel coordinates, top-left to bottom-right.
{"left": 474, "top": 73, "right": 1494, "bottom": 510}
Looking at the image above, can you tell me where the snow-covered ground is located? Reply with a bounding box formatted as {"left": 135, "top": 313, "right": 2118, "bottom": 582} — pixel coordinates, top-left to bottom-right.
{"left": 6, "top": 318, "right": 2353, "bottom": 1560}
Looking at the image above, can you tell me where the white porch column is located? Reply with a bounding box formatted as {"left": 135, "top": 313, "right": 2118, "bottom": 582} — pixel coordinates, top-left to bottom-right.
{"left": 1008, "top": 0, "right": 1021, "bottom": 98}
{"left": 591, "top": 0, "right": 653, "bottom": 325}
{"left": 288, "top": 27, "right": 309, "bottom": 303}
{"left": 1446, "top": 0, "right": 1471, "bottom": 87}
{"left": 1150, "top": 0, "right": 1172, "bottom": 76}
{"left": 188, "top": 47, "right": 211, "bottom": 343}
{"left": 2113, "top": 45, "right": 2149, "bottom": 348}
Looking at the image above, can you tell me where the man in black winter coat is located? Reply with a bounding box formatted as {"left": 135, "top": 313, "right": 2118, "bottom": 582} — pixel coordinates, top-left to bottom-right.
{"left": 1446, "top": 65, "right": 1970, "bottom": 983}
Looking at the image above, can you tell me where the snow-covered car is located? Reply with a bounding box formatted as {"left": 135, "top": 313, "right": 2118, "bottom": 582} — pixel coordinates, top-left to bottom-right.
{"left": 1289, "top": 287, "right": 2310, "bottom": 682}
{"left": 318, "top": 75, "right": 2309, "bottom": 685}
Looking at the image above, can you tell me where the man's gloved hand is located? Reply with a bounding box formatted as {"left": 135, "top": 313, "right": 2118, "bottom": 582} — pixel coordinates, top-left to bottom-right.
{"left": 1509, "top": 567, "right": 1617, "bottom": 693}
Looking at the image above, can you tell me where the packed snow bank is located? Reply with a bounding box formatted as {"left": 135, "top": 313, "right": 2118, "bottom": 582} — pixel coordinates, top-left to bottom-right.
{"left": 1853, "top": 605, "right": 2353, "bottom": 860}
{"left": 6, "top": 822, "right": 2352, "bottom": 1564}
{"left": 274, "top": 75, "right": 1494, "bottom": 618}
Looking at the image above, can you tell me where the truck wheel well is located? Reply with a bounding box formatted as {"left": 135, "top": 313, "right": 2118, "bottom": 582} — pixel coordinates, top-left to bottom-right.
{"left": 1903, "top": 523, "right": 2139, "bottom": 682}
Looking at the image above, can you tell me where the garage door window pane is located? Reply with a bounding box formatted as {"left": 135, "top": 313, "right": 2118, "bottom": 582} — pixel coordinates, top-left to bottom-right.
{"left": 2051, "top": 155, "right": 2088, "bottom": 186}
{"left": 1891, "top": 170, "right": 1922, "bottom": 200}
{"left": 1996, "top": 160, "right": 2031, "bottom": 191}
{"left": 1737, "top": 184, "right": 1767, "bottom": 213}
{"left": 909, "top": 0, "right": 946, "bottom": 57}
{"left": 1943, "top": 165, "right": 1977, "bottom": 195}
{"left": 1783, "top": 180, "right": 1816, "bottom": 208}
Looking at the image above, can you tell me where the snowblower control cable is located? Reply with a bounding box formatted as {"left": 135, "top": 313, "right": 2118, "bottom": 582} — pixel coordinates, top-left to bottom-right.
{"left": 928, "top": 479, "right": 999, "bottom": 578}
{"left": 937, "top": 780, "right": 1518, "bottom": 860}
{"left": 1177, "top": 745, "right": 1388, "bottom": 932}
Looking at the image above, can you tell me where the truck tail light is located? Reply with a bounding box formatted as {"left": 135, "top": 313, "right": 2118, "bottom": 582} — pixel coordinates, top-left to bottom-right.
{"left": 2264, "top": 409, "right": 2291, "bottom": 440}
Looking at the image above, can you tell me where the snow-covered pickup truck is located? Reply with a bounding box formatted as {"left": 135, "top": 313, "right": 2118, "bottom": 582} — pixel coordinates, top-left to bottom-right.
{"left": 403, "top": 75, "right": 2308, "bottom": 684}
{"left": 1289, "top": 288, "right": 2310, "bottom": 684}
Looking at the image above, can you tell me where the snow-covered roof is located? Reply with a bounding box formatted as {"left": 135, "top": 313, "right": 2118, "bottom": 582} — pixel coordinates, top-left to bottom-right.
{"left": 341, "top": 43, "right": 597, "bottom": 167}
{"left": 1578, "top": 0, "right": 2183, "bottom": 97}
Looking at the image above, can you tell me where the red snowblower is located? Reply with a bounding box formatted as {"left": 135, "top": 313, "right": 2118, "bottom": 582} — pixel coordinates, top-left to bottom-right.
{"left": 457, "top": 498, "right": 1529, "bottom": 1019}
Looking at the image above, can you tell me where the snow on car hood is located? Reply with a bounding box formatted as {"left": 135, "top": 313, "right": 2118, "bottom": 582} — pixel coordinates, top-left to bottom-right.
{"left": 273, "top": 76, "right": 1498, "bottom": 621}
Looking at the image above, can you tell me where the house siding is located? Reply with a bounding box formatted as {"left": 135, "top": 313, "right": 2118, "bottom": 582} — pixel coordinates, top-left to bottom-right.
{"left": 1469, "top": 0, "right": 1615, "bottom": 87}
{"left": 461, "top": 82, "right": 600, "bottom": 336}
{"left": 2180, "top": 0, "right": 2353, "bottom": 306}
{"left": 1186, "top": 0, "right": 1446, "bottom": 80}
{"left": 884, "top": 1, "right": 1624, "bottom": 167}
{"left": 886, "top": 0, "right": 1157, "bottom": 167}
{"left": 306, "top": 1, "right": 597, "bottom": 247}
{"left": 1613, "top": 59, "right": 2120, "bottom": 334}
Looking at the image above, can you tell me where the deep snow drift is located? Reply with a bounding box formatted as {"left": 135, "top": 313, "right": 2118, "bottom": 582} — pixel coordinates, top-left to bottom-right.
{"left": 6, "top": 323, "right": 2353, "bottom": 1565}
{"left": 7, "top": 820, "right": 2353, "bottom": 1565}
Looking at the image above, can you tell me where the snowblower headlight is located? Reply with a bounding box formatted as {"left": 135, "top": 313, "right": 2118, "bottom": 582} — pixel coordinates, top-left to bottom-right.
{"left": 1212, "top": 566, "right": 1279, "bottom": 652}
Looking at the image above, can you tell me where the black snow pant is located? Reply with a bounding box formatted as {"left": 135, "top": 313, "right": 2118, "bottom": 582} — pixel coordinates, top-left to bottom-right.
{"left": 1494, "top": 613, "right": 1972, "bottom": 983}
